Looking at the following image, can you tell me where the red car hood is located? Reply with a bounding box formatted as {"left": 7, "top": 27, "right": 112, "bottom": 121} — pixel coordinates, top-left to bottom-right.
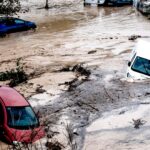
{"left": 5, "top": 126, "right": 45, "bottom": 143}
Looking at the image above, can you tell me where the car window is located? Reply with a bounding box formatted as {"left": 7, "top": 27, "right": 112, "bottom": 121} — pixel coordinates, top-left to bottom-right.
{"left": 7, "top": 106, "right": 39, "bottom": 129}
{"left": 6, "top": 19, "right": 15, "bottom": 26}
{"left": 0, "top": 18, "right": 5, "bottom": 24}
{"left": 0, "top": 103, "right": 4, "bottom": 124}
{"left": 15, "top": 19, "right": 25, "bottom": 24}
{"left": 131, "top": 56, "right": 150, "bottom": 76}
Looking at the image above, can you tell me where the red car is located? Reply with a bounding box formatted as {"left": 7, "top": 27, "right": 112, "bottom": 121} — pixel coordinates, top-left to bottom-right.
{"left": 0, "top": 86, "right": 45, "bottom": 143}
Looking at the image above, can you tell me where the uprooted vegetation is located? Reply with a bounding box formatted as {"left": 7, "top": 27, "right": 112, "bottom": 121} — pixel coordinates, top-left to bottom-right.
{"left": 2, "top": 130, "right": 63, "bottom": 150}
{"left": 132, "top": 118, "right": 146, "bottom": 129}
{"left": 35, "top": 85, "right": 46, "bottom": 94}
{"left": 44, "top": 122, "right": 78, "bottom": 150}
{"left": 0, "top": 59, "right": 28, "bottom": 87}
{"left": 7, "top": 122, "right": 76, "bottom": 150}
{"left": 45, "top": 141, "right": 63, "bottom": 150}
{"left": 58, "top": 64, "right": 91, "bottom": 91}
{"left": 65, "top": 123, "right": 77, "bottom": 150}
{"left": 58, "top": 64, "right": 91, "bottom": 77}
{"left": 128, "top": 35, "right": 142, "bottom": 41}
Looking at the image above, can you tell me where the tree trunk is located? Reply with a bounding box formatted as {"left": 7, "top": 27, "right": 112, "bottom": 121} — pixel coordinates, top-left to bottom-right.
{"left": 45, "top": 0, "right": 49, "bottom": 9}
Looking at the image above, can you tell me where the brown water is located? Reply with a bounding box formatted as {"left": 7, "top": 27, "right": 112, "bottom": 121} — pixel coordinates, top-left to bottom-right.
{"left": 0, "top": 5, "right": 150, "bottom": 93}
{"left": 0, "top": 6, "right": 150, "bottom": 63}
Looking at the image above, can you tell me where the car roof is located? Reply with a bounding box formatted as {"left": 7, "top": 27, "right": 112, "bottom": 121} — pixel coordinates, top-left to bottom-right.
{"left": 0, "top": 17, "right": 23, "bottom": 22}
{"left": 0, "top": 17, "right": 14, "bottom": 21}
{"left": 0, "top": 17, "right": 15, "bottom": 24}
{"left": 0, "top": 86, "right": 29, "bottom": 107}
{"left": 0, "top": 17, "right": 17, "bottom": 20}
{"left": 136, "top": 39, "right": 150, "bottom": 60}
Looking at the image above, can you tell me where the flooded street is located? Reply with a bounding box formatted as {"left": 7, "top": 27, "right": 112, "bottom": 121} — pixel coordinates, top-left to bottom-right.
{"left": 0, "top": 5, "right": 150, "bottom": 97}
{"left": 0, "top": 2, "right": 150, "bottom": 149}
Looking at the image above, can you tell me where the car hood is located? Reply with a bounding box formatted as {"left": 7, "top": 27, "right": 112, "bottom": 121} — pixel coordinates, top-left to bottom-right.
{"left": 26, "top": 21, "right": 37, "bottom": 27}
{"left": 5, "top": 126, "right": 45, "bottom": 143}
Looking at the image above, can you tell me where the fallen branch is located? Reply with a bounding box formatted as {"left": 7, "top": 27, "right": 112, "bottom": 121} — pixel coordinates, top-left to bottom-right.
{"left": 132, "top": 118, "right": 146, "bottom": 129}
{"left": 76, "top": 101, "right": 99, "bottom": 112}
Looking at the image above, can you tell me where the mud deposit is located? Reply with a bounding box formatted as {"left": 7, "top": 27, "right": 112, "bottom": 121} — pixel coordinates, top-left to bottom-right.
{"left": 0, "top": 2, "right": 150, "bottom": 150}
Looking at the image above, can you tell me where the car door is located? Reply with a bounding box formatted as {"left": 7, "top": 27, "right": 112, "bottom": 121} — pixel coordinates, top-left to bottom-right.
{"left": 5, "top": 19, "right": 18, "bottom": 33}
{"left": 6, "top": 18, "right": 27, "bottom": 33}
{"left": 0, "top": 102, "right": 4, "bottom": 135}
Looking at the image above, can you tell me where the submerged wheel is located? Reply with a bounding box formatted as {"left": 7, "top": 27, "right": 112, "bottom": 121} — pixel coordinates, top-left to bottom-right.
{"left": 0, "top": 33, "right": 6, "bottom": 38}
{"left": 30, "top": 28, "right": 36, "bottom": 32}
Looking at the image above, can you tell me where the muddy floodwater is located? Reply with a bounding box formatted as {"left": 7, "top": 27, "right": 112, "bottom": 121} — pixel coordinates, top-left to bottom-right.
{"left": 0, "top": 3, "right": 150, "bottom": 150}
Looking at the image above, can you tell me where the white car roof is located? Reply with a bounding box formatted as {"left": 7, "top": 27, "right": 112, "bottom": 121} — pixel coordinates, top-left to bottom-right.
{"left": 136, "top": 39, "right": 150, "bottom": 60}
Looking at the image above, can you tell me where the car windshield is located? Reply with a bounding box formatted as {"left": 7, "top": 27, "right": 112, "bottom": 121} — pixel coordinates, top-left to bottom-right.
{"left": 7, "top": 106, "right": 39, "bottom": 129}
{"left": 131, "top": 56, "right": 150, "bottom": 76}
{"left": 15, "top": 19, "right": 25, "bottom": 24}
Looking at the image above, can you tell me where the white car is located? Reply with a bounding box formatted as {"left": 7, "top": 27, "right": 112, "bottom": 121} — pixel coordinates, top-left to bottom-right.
{"left": 84, "top": 0, "right": 106, "bottom": 5}
{"left": 127, "top": 40, "right": 150, "bottom": 79}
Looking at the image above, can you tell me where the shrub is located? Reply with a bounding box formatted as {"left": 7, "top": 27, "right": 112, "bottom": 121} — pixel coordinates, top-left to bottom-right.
{"left": 0, "top": 59, "right": 28, "bottom": 87}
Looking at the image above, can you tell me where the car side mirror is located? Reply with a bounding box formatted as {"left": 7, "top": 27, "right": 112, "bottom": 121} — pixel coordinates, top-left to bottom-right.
{"left": 128, "top": 61, "right": 131, "bottom": 67}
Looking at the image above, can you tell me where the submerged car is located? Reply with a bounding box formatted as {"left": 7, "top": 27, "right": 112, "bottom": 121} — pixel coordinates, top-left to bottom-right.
{"left": 0, "top": 17, "right": 37, "bottom": 36}
{"left": 84, "top": 0, "right": 107, "bottom": 6}
{"left": 0, "top": 86, "right": 45, "bottom": 143}
{"left": 108, "top": 0, "right": 132, "bottom": 5}
{"left": 127, "top": 40, "right": 150, "bottom": 79}
{"left": 137, "top": 0, "right": 150, "bottom": 15}
{"left": 84, "top": 0, "right": 132, "bottom": 6}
